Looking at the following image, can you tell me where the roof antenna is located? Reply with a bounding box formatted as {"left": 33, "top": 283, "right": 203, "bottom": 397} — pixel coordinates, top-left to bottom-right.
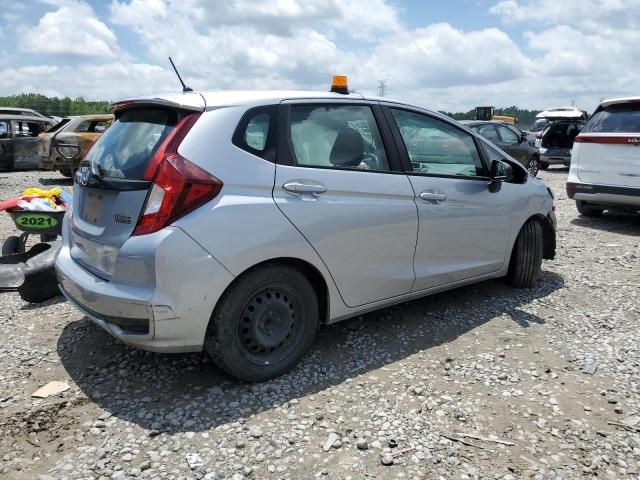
{"left": 168, "top": 56, "right": 193, "bottom": 92}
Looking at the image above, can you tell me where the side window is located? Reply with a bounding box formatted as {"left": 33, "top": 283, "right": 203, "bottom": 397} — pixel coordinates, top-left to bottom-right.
{"left": 391, "top": 109, "right": 485, "bottom": 177}
{"left": 76, "top": 121, "right": 91, "bottom": 132}
{"left": 481, "top": 141, "right": 527, "bottom": 182}
{"left": 0, "top": 121, "right": 9, "bottom": 138}
{"left": 93, "top": 121, "right": 111, "bottom": 133}
{"left": 476, "top": 124, "right": 499, "bottom": 142}
{"left": 288, "top": 104, "right": 389, "bottom": 171}
{"left": 232, "top": 105, "right": 277, "bottom": 162}
{"left": 244, "top": 113, "right": 269, "bottom": 151}
{"left": 497, "top": 125, "right": 519, "bottom": 145}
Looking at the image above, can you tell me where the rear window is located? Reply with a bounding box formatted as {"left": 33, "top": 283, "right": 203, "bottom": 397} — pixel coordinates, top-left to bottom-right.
{"left": 582, "top": 103, "right": 640, "bottom": 133}
{"left": 85, "top": 108, "right": 177, "bottom": 179}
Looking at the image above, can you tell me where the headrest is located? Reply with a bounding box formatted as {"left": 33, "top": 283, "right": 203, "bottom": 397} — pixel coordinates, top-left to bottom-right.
{"left": 330, "top": 127, "right": 364, "bottom": 167}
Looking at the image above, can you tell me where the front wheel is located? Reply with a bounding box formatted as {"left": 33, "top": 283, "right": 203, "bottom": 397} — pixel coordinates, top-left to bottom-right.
{"left": 204, "top": 264, "right": 319, "bottom": 381}
{"left": 526, "top": 157, "right": 540, "bottom": 176}
{"left": 576, "top": 200, "right": 604, "bottom": 217}
{"left": 508, "top": 220, "right": 543, "bottom": 288}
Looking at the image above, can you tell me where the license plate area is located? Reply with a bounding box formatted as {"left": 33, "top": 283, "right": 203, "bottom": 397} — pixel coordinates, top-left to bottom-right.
{"left": 82, "top": 191, "right": 103, "bottom": 224}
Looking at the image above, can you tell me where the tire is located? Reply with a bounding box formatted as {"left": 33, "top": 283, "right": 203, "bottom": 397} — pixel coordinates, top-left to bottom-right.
{"left": 539, "top": 161, "right": 549, "bottom": 170}
{"left": 508, "top": 220, "right": 543, "bottom": 289}
{"left": 204, "top": 264, "right": 319, "bottom": 381}
{"left": 576, "top": 200, "right": 604, "bottom": 217}
{"left": 2, "top": 236, "right": 24, "bottom": 256}
{"left": 526, "top": 156, "right": 540, "bottom": 176}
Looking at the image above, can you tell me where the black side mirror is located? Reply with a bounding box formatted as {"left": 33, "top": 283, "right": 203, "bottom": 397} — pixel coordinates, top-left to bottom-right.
{"left": 489, "top": 160, "right": 513, "bottom": 192}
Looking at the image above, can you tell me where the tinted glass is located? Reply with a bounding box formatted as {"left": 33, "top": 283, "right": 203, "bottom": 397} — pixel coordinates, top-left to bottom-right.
{"left": 94, "top": 121, "right": 111, "bottom": 133}
{"left": 582, "top": 103, "right": 640, "bottom": 133}
{"left": 0, "top": 121, "right": 8, "bottom": 138}
{"left": 244, "top": 113, "right": 269, "bottom": 151}
{"left": 289, "top": 105, "right": 389, "bottom": 171}
{"left": 497, "top": 125, "right": 519, "bottom": 144}
{"left": 85, "top": 108, "right": 177, "bottom": 179}
{"left": 393, "top": 110, "right": 484, "bottom": 177}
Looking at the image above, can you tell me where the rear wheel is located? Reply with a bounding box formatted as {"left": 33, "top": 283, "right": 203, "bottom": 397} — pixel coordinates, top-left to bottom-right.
{"left": 526, "top": 156, "right": 540, "bottom": 176}
{"left": 576, "top": 200, "right": 604, "bottom": 217}
{"left": 508, "top": 219, "right": 543, "bottom": 288}
{"left": 204, "top": 264, "right": 319, "bottom": 381}
{"left": 59, "top": 168, "right": 75, "bottom": 178}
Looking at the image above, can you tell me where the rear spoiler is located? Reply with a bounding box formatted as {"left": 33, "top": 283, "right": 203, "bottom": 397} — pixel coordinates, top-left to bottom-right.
{"left": 110, "top": 93, "right": 205, "bottom": 113}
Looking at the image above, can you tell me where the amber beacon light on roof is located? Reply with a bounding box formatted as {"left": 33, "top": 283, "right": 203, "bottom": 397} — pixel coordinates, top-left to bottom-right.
{"left": 330, "top": 74, "right": 349, "bottom": 94}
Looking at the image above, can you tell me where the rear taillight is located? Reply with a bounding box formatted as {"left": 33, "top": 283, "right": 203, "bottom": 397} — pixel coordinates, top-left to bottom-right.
{"left": 133, "top": 111, "right": 222, "bottom": 236}
{"left": 133, "top": 153, "right": 222, "bottom": 236}
{"left": 535, "top": 133, "right": 542, "bottom": 139}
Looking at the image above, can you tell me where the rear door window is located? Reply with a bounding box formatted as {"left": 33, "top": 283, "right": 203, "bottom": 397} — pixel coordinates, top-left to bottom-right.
{"left": 582, "top": 103, "right": 640, "bottom": 133}
{"left": 85, "top": 108, "right": 177, "bottom": 179}
{"left": 288, "top": 105, "right": 390, "bottom": 172}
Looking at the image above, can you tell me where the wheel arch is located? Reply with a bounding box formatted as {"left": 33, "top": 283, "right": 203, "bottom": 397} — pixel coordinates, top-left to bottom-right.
{"left": 217, "top": 257, "right": 330, "bottom": 326}
{"left": 509, "top": 213, "right": 556, "bottom": 267}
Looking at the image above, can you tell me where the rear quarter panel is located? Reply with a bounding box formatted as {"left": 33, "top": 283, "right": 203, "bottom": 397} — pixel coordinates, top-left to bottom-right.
{"left": 173, "top": 106, "right": 349, "bottom": 320}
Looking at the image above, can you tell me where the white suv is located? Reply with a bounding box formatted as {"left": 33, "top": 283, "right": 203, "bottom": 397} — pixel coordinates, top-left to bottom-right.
{"left": 567, "top": 97, "right": 640, "bottom": 216}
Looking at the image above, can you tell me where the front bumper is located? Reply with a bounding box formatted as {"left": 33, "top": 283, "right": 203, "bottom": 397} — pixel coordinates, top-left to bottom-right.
{"left": 55, "top": 222, "right": 235, "bottom": 352}
{"left": 566, "top": 182, "right": 640, "bottom": 208}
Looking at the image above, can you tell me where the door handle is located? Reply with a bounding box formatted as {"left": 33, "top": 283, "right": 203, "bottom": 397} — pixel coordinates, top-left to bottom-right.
{"left": 419, "top": 191, "right": 447, "bottom": 203}
{"left": 283, "top": 181, "right": 327, "bottom": 195}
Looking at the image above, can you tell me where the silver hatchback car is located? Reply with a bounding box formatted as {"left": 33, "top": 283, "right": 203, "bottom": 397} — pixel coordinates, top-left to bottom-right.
{"left": 55, "top": 86, "right": 556, "bottom": 381}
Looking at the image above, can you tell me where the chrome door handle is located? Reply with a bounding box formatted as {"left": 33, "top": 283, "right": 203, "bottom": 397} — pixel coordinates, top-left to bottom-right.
{"left": 283, "top": 181, "right": 327, "bottom": 195}
{"left": 419, "top": 191, "right": 447, "bottom": 202}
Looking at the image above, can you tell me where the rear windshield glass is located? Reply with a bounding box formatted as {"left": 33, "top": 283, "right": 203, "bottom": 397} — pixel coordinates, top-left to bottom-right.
{"left": 582, "top": 103, "right": 640, "bottom": 133}
{"left": 85, "top": 108, "right": 177, "bottom": 179}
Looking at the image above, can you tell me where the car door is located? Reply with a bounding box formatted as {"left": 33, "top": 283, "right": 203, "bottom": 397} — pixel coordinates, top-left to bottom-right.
{"left": 384, "top": 107, "right": 511, "bottom": 291}
{"left": 12, "top": 120, "right": 43, "bottom": 169}
{"left": 495, "top": 124, "right": 527, "bottom": 163}
{"left": 0, "top": 120, "right": 13, "bottom": 170}
{"left": 272, "top": 101, "right": 418, "bottom": 308}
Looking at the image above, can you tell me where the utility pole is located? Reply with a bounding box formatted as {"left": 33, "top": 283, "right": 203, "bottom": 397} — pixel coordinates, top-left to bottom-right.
{"left": 377, "top": 79, "right": 388, "bottom": 97}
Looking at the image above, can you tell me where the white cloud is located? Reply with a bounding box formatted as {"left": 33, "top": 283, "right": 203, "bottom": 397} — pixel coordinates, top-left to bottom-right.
{"left": 21, "top": 1, "right": 120, "bottom": 59}
{"left": 2, "top": 0, "right": 640, "bottom": 115}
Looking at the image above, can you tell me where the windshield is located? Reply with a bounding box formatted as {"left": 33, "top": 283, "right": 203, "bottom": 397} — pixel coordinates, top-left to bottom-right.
{"left": 85, "top": 108, "right": 177, "bottom": 179}
{"left": 581, "top": 103, "right": 640, "bottom": 133}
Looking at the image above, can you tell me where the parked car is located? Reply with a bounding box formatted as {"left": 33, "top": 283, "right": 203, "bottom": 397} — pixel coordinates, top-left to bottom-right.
{"left": 567, "top": 96, "right": 640, "bottom": 216}
{"left": 55, "top": 84, "right": 556, "bottom": 381}
{"left": 0, "top": 107, "right": 51, "bottom": 119}
{"left": 38, "top": 114, "right": 113, "bottom": 177}
{"left": 535, "top": 118, "right": 585, "bottom": 168}
{"left": 0, "top": 115, "right": 56, "bottom": 170}
{"left": 462, "top": 120, "right": 542, "bottom": 175}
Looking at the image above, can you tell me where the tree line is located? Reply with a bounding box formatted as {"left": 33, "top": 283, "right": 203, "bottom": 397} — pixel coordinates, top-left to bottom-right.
{"left": 0, "top": 93, "right": 110, "bottom": 117}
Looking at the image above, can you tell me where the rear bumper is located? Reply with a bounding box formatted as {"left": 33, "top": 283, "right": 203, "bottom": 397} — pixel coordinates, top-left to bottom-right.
{"left": 55, "top": 220, "right": 235, "bottom": 352}
{"left": 566, "top": 182, "right": 640, "bottom": 208}
{"left": 540, "top": 152, "right": 570, "bottom": 165}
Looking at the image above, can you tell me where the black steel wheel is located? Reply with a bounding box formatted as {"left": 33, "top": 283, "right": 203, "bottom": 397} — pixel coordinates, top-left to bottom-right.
{"left": 205, "top": 264, "right": 319, "bottom": 381}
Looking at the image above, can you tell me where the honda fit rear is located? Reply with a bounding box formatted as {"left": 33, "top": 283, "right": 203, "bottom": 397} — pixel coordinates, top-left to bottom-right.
{"left": 56, "top": 88, "right": 556, "bottom": 381}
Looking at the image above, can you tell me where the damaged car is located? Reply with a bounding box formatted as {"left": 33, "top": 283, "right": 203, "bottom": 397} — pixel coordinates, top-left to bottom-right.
{"left": 0, "top": 115, "right": 56, "bottom": 170}
{"left": 38, "top": 114, "right": 113, "bottom": 177}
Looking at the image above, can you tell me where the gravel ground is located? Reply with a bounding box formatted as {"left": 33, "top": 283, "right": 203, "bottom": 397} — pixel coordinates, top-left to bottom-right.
{"left": 0, "top": 168, "right": 639, "bottom": 480}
